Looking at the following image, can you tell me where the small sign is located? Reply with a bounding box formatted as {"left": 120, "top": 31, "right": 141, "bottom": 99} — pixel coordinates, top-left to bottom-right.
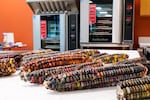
{"left": 89, "top": 4, "right": 96, "bottom": 24}
{"left": 40, "top": 20, "right": 47, "bottom": 39}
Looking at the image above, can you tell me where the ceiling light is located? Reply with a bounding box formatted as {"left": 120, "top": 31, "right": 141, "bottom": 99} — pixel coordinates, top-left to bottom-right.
{"left": 89, "top": 0, "right": 93, "bottom": 3}
{"left": 96, "top": 7, "right": 102, "bottom": 10}
{"left": 99, "top": 11, "right": 108, "bottom": 14}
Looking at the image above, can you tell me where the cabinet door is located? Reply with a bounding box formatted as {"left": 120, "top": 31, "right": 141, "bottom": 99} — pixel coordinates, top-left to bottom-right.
{"left": 140, "top": 0, "right": 150, "bottom": 16}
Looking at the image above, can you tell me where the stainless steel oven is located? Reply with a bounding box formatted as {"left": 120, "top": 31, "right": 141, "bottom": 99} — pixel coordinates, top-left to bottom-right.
{"left": 80, "top": 0, "right": 134, "bottom": 49}
{"left": 27, "top": 0, "right": 79, "bottom": 51}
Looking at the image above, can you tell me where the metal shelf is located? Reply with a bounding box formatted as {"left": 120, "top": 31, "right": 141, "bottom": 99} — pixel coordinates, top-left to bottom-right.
{"left": 92, "top": 27, "right": 112, "bottom": 30}
{"left": 44, "top": 45, "right": 60, "bottom": 49}
{"left": 97, "top": 20, "right": 112, "bottom": 24}
{"left": 90, "top": 32, "right": 112, "bottom": 35}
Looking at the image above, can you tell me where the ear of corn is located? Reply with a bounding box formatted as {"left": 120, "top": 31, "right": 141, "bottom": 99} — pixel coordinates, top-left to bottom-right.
{"left": 117, "top": 77, "right": 150, "bottom": 100}
{"left": 93, "top": 53, "right": 129, "bottom": 64}
{"left": 20, "top": 49, "right": 99, "bottom": 67}
{"left": 20, "top": 62, "right": 102, "bottom": 84}
{"left": 116, "top": 58, "right": 150, "bottom": 75}
{"left": 20, "top": 49, "right": 100, "bottom": 73}
{"left": 66, "top": 49, "right": 100, "bottom": 56}
{"left": 44, "top": 63, "right": 147, "bottom": 91}
{"left": 21, "top": 49, "right": 53, "bottom": 57}
{"left": 0, "top": 52, "right": 23, "bottom": 76}
{"left": 116, "top": 57, "right": 147, "bottom": 64}
{"left": 0, "top": 53, "right": 22, "bottom": 68}
{"left": 20, "top": 51, "right": 59, "bottom": 67}
{"left": 0, "top": 58, "right": 17, "bottom": 76}
{"left": 0, "top": 49, "right": 55, "bottom": 77}
{"left": 21, "top": 53, "right": 92, "bottom": 73}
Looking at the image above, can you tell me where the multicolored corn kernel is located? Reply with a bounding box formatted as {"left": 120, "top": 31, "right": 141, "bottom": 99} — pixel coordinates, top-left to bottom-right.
{"left": 93, "top": 53, "right": 129, "bottom": 64}
{"left": 63, "top": 49, "right": 100, "bottom": 56}
{"left": 20, "top": 51, "right": 59, "bottom": 66}
{"left": 116, "top": 57, "right": 147, "bottom": 64}
{"left": 116, "top": 57, "right": 150, "bottom": 75}
{"left": 0, "top": 58, "right": 17, "bottom": 76}
{"left": 44, "top": 63, "right": 147, "bottom": 91}
{"left": 0, "top": 52, "right": 23, "bottom": 68}
{"left": 21, "top": 49, "right": 53, "bottom": 57}
{"left": 117, "top": 77, "right": 150, "bottom": 100}
{"left": 21, "top": 53, "right": 92, "bottom": 73}
{"left": 20, "top": 62, "right": 102, "bottom": 84}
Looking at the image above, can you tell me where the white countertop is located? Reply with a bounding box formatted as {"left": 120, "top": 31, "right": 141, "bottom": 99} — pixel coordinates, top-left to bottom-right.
{"left": 0, "top": 50, "right": 140, "bottom": 100}
{"left": 80, "top": 43, "right": 130, "bottom": 48}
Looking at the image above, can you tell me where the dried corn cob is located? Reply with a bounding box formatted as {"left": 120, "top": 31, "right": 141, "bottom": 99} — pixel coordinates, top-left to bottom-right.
{"left": 116, "top": 58, "right": 150, "bottom": 75}
{"left": 20, "top": 51, "right": 59, "bottom": 66}
{"left": 0, "top": 58, "right": 16, "bottom": 76}
{"left": 117, "top": 77, "right": 150, "bottom": 100}
{"left": 20, "top": 62, "right": 102, "bottom": 84}
{"left": 21, "top": 49, "right": 99, "bottom": 66}
{"left": 21, "top": 50, "right": 91, "bottom": 66}
{"left": 63, "top": 49, "right": 100, "bottom": 56}
{"left": 21, "top": 51, "right": 59, "bottom": 60}
{"left": 21, "top": 49, "right": 99, "bottom": 67}
{"left": 0, "top": 53, "right": 22, "bottom": 68}
{"left": 44, "top": 63, "right": 147, "bottom": 92}
{"left": 93, "top": 53, "right": 129, "bottom": 64}
{"left": 21, "top": 53, "right": 91, "bottom": 73}
{"left": 116, "top": 57, "right": 147, "bottom": 64}
{"left": 21, "top": 49, "right": 53, "bottom": 56}
{"left": 45, "top": 73, "right": 144, "bottom": 92}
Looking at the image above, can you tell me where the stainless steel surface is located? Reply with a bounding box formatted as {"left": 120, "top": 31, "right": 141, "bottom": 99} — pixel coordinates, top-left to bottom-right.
{"left": 49, "top": 1, "right": 56, "bottom": 12}
{"left": 59, "top": 1, "right": 64, "bottom": 11}
{"left": 54, "top": 1, "right": 60, "bottom": 11}
{"left": 80, "top": 0, "right": 89, "bottom": 43}
{"left": 44, "top": 2, "right": 51, "bottom": 12}
{"left": 28, "top": 2, "right": 42, "bottom": 14}
{"left": 65, "top": 13, "right": 68, "bottom": 50}
{"left": 27, "top": 0, "right": 78, "bottom": 14}
{"left": 112, "top": 0, "right": 122, "bottom": 43}
{"left": 60, "top": 14, "right": 66, "bottom": 52}
{"left": 40, "top": 2, "right": 47, "bottom": 12}
{"left": 33, "top": 15, "right": 41, "bottom": 50}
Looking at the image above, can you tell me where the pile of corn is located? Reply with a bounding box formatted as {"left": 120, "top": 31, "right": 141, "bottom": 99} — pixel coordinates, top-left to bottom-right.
{"left": 20, "top": 49, "right": 100, "bottom": 80}
{"left": 22, "top": 49, "right": 150, "bottom": 95}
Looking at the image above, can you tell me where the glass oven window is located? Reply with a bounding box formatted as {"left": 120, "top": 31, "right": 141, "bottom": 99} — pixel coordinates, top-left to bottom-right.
{"left": 47, "top": 15, "right": 60, "bottom": 40}
{"left": 41, "top": 15, "right": 60, "bottom": 50}
{"left": 89, "top": 0, "right": 113, "bottom": 42}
